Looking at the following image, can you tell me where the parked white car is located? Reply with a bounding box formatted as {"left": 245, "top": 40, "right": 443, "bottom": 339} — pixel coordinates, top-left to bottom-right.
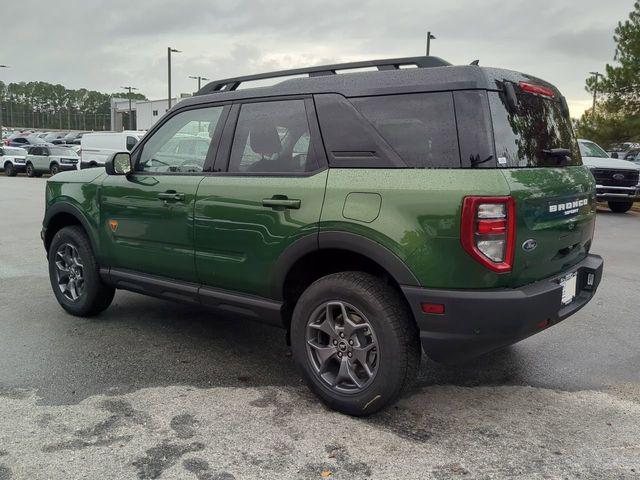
{"left": 0, "top": 146, "right": 28, "bottom": 176}
{"left": 579, "top": 138, "right": 640, "bottom": 213}
{"left": 25, "top": 146, "right": 80, "bottom": 177}
{"left": 80, "top": 131, "right": 143, "bottom": 169}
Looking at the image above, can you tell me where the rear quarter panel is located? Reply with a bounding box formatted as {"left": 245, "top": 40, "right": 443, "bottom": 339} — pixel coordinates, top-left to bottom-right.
{"left": 320, "top": 169, "right": 512, "bottom": 289}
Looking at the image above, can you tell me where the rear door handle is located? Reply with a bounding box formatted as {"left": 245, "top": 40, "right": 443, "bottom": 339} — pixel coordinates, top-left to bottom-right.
{"left": 262, "top": 197, "right": 301, "bottom": 210}
{"left": 157, "top": 191, "right": 185, "bottom": 202}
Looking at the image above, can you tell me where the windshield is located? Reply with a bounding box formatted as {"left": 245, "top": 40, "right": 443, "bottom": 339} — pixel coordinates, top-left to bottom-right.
{"left": 50, "top": 147, "right": 78, "bottom": 156}
{"left": 489, "top": 90, "right": 581, "bottom": 167}
{"left": 579, "top": 141, "right": 609, "bottom": 158}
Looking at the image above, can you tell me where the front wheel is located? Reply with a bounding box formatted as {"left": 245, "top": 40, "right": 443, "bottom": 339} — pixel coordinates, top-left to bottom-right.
{"left": 608, "top": 201, "right": 633, "bottom": 213}
{"left": 4, "top": 163, "right": 16, "bottom": 177}
{"left": 50, "top": 163, "right": 60, "bottom": 175}
{"left": 26, "top": 163, "right": 36, "bottom": 177}
{"left": 48, "top": 226, "right": 115, "bottom": 316}
{"left": 291, "top": 272, "right": 420, "bottom": 416}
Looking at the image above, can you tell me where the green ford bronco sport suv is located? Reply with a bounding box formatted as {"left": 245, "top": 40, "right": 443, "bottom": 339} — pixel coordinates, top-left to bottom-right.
{"left": 42, "top": 56, "right": 603, "bottom": 416}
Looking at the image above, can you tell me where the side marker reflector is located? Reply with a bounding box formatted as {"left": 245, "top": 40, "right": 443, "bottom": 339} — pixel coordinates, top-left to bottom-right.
{"left": 421, "top": 303, "right": 445, "bottom": 315}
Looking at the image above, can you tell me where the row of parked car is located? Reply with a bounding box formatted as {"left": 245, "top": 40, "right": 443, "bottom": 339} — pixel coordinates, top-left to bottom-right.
{"left": 2, "top": 129, "right": 91, "bottom": 148}
{"left": 0, "top": 130, "right": 146, "bottom": 177}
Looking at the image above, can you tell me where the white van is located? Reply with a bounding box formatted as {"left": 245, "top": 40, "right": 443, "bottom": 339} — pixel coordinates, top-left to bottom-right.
{"left": 80, "top": 131, "right": 144, "bottom": 169}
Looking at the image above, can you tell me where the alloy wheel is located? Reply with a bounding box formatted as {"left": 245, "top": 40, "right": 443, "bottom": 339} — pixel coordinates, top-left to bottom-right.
{"left": 54, "top": 243, "right": 85, "bottom": 302}
{"left": 306, "top": 301, "right": 379, "bottom": 394}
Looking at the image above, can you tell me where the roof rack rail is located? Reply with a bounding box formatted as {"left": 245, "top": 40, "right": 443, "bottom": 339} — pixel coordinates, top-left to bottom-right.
{"left": 196, "top": 56, "right": 452, "bottom": 95}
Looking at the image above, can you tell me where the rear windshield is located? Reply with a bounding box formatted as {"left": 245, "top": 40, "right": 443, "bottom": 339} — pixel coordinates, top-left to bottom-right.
{"left": 489, "top": 90, "right": 581, "bottom": 167}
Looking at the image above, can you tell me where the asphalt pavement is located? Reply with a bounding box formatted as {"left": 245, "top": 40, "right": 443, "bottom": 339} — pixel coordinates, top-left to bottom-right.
{"left": 0, "top": 175, "right": 638, "bottom": 479}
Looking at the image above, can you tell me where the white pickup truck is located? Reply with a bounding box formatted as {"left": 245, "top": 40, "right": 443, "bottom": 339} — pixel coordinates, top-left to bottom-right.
{"left": 579, "top": 138, "right": 640, "bottom": 213}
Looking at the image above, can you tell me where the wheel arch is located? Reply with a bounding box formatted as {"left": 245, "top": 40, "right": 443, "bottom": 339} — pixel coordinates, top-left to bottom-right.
{"left": 43, "top": 202, "right": 99, "bottom": 255}
{"left": 274, "top": 231, "right": 420, "bottom": 330}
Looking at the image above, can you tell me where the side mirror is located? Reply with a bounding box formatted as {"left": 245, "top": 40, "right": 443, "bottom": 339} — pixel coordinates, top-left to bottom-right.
{"left": 105, "top": 152, "right": 133, "bottom": 175}
{"left": 611, "top": 152, "right": 619, "bottom": 159}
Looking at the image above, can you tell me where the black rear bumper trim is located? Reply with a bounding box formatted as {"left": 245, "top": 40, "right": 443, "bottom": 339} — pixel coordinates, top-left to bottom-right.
{"left": 401, "top": 254, "right": 604, "bottom": 364}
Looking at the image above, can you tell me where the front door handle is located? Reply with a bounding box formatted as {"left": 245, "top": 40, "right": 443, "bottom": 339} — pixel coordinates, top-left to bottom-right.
{"left": 262, "top": 196, "right": 301, "bottom": 210}
{"left": 157, "top": 191, "right": 185, "bottom": 202}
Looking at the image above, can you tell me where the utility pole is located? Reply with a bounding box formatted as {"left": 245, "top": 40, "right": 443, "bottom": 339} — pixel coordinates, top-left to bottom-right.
{"left": 121, "top": 85, "right": 138, "bottom": 130}
{"left": 426, "top": 32, "right": 436, "bottom": 56}
{"left": 589, "top": 71, "right": 603, "bottom": 117}
{"left": 168, "top": 47, "right": 181, "bottom": 111}
{"left": 188, "top": 75, "right": 209, "bottom": 93}
{"left": 0, "top": 65, "right": 9, "bottom": 137}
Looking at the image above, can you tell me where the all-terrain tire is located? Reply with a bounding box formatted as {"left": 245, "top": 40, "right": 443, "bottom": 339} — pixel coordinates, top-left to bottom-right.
{"left": 291, "top": 271, "right": 420, "bottom": 416}
{"left": 48, "top": 225, "right": 115, "bottom": 316}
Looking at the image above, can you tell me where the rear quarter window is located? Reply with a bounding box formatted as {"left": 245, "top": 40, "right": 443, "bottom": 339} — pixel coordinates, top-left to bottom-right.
{"left": 350, "top": 93, "right": 460, "bottom": 168}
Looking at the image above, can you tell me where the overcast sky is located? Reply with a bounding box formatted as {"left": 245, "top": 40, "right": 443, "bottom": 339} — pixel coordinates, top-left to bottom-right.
{"left": 0, "top": 0, "right": 632, "bottom": 117}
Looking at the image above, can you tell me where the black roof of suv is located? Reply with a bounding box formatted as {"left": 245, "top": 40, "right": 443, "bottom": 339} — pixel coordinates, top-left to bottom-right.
{"left": 182, "top": 55, "right": 562, "bottom": 105}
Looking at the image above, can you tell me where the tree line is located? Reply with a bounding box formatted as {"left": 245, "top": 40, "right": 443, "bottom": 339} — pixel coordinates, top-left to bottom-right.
{"left": 0, "top": 81, "right": 146, "bottom": 131}
{"left": 575, "top": 2, "right": 640, "bottom": 148}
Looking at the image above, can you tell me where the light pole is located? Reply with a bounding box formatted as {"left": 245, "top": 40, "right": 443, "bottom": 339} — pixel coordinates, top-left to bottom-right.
{"left": 0, "top": 65, "right": 9, "bottom": 138}
{"left": 168, "top": 47, "right": 181, "bottom": 111}
{"left": 589, "top": 71, "right": 603, "bottom": 117}
{"left": 188, "top": 75, "right": 209, "bottom": 93}
{"left": 121, "top": 85, "right": 138, "bottom": 130}
{"left": 426, "top": 32, "right": 436, "bottom": 56}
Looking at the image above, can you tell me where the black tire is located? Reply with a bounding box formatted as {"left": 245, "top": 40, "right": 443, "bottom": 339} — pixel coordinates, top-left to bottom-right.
{"left": 608, "top": 201, "right": 633, "bottom": 213}
{"left": 48, "top": 225, "right": 115, "bottom": 316}
{"left": 4, "top": 163, "right": 16, "bottom": 177}
{"left": 26, "top": 162, "right": 36, "bottom": 177}
{"left": 291, "top": 272, "right": 420, "bottom": 416}
{"left": 50, "top": 163, "right": 60, "bottom": 175}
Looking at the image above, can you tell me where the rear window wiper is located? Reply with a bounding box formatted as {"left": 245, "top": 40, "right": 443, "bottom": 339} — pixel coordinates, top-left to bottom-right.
{"left": 542, "top": 148, "right": 572, "bottom": 166}
{"left": 542, "top": 148, "right": 571, "bottom": 157}
{"left": 470, "top": 154, "right": 494, "bottom": 167}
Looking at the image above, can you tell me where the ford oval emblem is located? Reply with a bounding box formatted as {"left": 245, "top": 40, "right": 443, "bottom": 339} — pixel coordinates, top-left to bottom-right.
{"left": 522, "top": 239, "right": 537, "bottom": 252}
{"left": 612, "top": 173, "right": 625, "bottom": 181}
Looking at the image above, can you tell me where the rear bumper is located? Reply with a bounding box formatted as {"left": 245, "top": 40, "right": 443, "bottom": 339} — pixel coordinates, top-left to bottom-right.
{"left": 596, "top": 185, "right": 640, "bottom": 202}
{"left": 401, "top": 254, "right": 604, "bottom": 364}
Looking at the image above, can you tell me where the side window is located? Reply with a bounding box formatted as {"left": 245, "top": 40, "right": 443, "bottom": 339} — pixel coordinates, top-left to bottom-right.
{"left": 137, "top": 106, "right": 224, "bottom": 173}
{"left": 228, "top": 100, "right": 318, "bottom": 173}
{"left": 31, "top": 147, "right": 42, "bottom": 156}
{"left": 350, "top": 92, "right": 460, "bottom": 168}
{"left": 126, "top": 136, "right": 138, "bottom": 151}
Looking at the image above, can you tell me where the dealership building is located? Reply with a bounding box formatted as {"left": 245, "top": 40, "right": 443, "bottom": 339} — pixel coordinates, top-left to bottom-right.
{"left": 110, "top": 94, "right": 192, "bottom": 131}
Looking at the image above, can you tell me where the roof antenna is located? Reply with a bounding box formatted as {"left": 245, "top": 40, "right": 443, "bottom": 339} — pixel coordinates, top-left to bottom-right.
{"left": 470, "top": 59, "right": 480, "bottom": 65}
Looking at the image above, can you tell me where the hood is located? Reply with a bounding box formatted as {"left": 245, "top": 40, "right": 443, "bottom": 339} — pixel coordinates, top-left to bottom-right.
{"left": 47, "top": 167, "right": 106, "bottom": 184}
{"left": 581, "top": 157, "right": 640, "bottom": 170}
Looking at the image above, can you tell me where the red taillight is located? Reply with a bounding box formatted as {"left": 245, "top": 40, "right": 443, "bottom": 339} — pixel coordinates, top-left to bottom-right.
{"left": 461, "top": 196, "right": 516, "bottom": 273}
{"left": 519, "top": 81, "right": 555, "bottom": 98}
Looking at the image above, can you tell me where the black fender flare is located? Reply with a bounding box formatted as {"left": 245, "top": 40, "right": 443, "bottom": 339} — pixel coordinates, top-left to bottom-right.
{"left": 270, "top": 231, "right": 420, "bottom": 300}
{"left": 43, "top": 202, "right": 100, "bottom": 255}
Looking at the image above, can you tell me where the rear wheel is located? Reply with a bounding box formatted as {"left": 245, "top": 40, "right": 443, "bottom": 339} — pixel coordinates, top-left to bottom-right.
{"left": 4, "top": 163, "right": 16, "bottom": 177}
{"left": 608, "top": 201, "right": 633, "bottom": 213}
{"left": 291, "top": 272, "right": 420, "bottom": 416}
{"left": 26, "top": 162, "right": 36, "bottom": 177}
{"left": 48, "top": 226, "right": 115, "bottom": 316}
{"left": 50, "top": 163, "right": 60, "bottom": 175}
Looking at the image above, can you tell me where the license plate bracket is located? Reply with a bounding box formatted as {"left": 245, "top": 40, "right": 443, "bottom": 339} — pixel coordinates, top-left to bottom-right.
{"left": 560, "top": 272, "right": 578, "bottom": 306}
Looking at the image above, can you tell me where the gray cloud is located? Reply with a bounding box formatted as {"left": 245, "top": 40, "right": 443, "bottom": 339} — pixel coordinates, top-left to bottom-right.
{"left": 0, "top": 0, "right": 632, "bottom": 116}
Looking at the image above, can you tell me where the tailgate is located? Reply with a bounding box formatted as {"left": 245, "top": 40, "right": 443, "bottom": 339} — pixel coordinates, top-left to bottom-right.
{"left": 501, "top": 166, "right": 596, "bottom": 287}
